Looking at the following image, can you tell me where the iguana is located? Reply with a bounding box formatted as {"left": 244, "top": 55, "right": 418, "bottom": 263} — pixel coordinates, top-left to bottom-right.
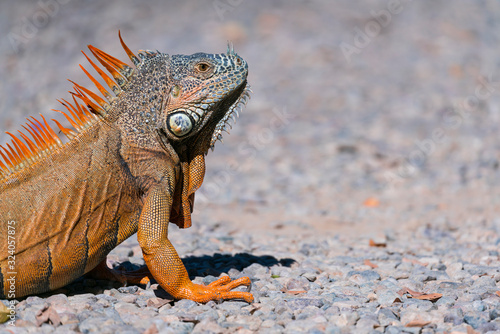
{"left": 0, "top": 32, "right": 253, "bottom": 303}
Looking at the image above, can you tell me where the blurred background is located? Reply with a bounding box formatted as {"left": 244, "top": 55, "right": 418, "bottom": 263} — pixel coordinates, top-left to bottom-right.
{"left": 0, "top": 0, "right": 499, "bottom": 237}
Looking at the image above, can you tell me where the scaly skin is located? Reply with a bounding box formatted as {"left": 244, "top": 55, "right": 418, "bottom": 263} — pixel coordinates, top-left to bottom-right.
{"left": 0, "top": 34, "right": 252, "bottom": 303}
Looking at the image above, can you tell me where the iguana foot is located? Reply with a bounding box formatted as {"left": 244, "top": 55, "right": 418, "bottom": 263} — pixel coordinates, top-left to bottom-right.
{"left": 176, "top": 276, "right": 254, "bottom": 303}
{"left": 87, "top": 260, "right": 152, "bottom": 285}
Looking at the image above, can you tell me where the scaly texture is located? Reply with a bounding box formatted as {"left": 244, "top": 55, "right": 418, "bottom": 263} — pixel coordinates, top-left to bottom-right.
{"left": 0, "top": 32, "right": 252, "bottom": 303}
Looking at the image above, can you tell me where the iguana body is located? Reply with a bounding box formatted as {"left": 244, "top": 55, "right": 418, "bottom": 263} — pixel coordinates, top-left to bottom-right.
{"left": 0, "top": 33, "right": 252, "bottom": 303}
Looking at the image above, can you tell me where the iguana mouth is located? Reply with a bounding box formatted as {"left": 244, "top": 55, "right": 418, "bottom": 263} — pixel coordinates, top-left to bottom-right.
{"left": 209, "top": 82, "right": 251, "bottom": 148}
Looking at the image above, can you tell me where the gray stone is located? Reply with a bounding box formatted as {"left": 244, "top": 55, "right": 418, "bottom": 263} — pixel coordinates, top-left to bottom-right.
{"left": 446, "top": 262, "right": 463, "bottom": 277}
{"left": 444, "top": 308, "right": 464, "bottom": 326}
{"left": 46, "top": 294, "right": 69, "bottom": 305}
{"left": 283, "top": 319, "right": 320, "bottom": 332}
{"left": 78, "top": 317, "right": 128, "bottom": 334}
{"left": 464, "top": 313, "right": 490, "bottom": 329}
{"left": 378, "top": 278, "right": 401, "bottom": 290}
{"left": 116, "top": 294, "right": 138, "bottom": 304}
{"left": 114, "top": 301, "right": 140, "bottom": 315}
{"left": 59, "top": 312, "right": 79, "bottom": 326}
{"left": 118, "top": 286, "right": 139, "bottom": 294}
{"left": 242, "top": 263, "right": 269, "bottom": 278}
{"left": 404, "top": 299, "right": 434, "bottom": 312}
{"left": 174, "top": 299, "right": 198, "bottom": 310}
{"left": 160, "top": 321, "right": 195, "bottom": 334}
{"left": 347, "top": 270, "right": 381, "bottom": 285}
{"left": 385, "top": 325, "right": 421, "bottom": 334}
{"left": 68, "top": 294, "right": 98, "bottom": 304}
{"left": 490, "top": 308, "right": 500, "bottom": 320}
{"left": 276, "top": 310, "right": 293, "bottom": 325}
{"left": 286, "top": 276, "right": 311, "bottom": 291}
{"left": 376, "top": 290, "right": 402, "bottom": 306}
{"left": 286, "top": 298, "right": 324, "bottom": 311}
{"left": 356, "top": 315, "right": 379, "bottom": 331}
{"left": 53, "top": 323, "right": 79, "bottom": 333}
{"left": 325, "top": 325, "right": 342, "bottom": 334}
{"left": 328, "top": 311, "right": 359, "bottom": 327}
{"left": 378, "top": 308, "right": 399, "bottom": 327}
{"left": 476, "top": 321, "right": 500, "bottom": 333}
{"left": 274, "top": 301, "right": 292, "bottom": 315}
{"left": 197, "top": 309, "right": 219, "bottom": 322}
{"left": 435, "top": 296, "right": 455, "bottom": 308}
{"left": 25, "top": 296, "right": 46, "bottom": 306}
{"left": 472, "top": 300, "right": 485, "bottom": 312}
{"left": 472, "top": 276, "right": 497, "bottom": 288}
{"left": 217, "top": 300, "right": 248, "bottom": 313}
{"left": 302, "top": 270, "right": 318, "bottom": 282}
{"left": 332, "top": 298, "right": 366, "bottom": 309}
{"left": 104, "top": 288, "right": 121, "bottom": 297}
{"left": 395, "top": 279, "right": 424, "bottom": 292}
{"left": 270, "top": 266, "right": 292, "bottom": 278}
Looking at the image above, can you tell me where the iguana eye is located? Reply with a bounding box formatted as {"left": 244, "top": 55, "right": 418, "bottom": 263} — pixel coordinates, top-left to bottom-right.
{"left": 167, "top": 112, "right": 193, "bottom": 137}
{"left": 195, "top": 62, "right": 210, "bottom": 72}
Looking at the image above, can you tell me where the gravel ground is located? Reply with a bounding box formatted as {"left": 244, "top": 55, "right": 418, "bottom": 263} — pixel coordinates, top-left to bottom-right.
{"left": 1, "top": 0, "right": 500, "bottom": 333}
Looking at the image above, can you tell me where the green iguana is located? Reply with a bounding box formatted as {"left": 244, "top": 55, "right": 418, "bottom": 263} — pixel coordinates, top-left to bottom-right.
{"left": 0, "top": 32, "right": 253, "bottom": 303}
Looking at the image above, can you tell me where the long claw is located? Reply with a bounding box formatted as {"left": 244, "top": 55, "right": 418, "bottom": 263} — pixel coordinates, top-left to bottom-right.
{"left": 175, "top": 276, "right": 254, "bottom": 303}
{"left": 207, "top": 275, "right": 231, "bottom": 287}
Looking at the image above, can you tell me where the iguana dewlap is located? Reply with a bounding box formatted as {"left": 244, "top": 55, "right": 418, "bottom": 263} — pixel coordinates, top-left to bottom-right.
{"left": 0, "top": 33, "right": 252, "bottom": 303}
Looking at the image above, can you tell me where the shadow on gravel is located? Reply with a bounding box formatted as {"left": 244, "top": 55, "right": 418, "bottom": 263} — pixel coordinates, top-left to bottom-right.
{"left": 37, "top": 253, "right": 295, "bottom": 300}
{"left": 151, "top": 253, "right": 296, "bottom": 300}
{"left": 183, "top": 252, "right": 296, "bottom": 278}
{"left": 114, "top": 252, "right": 296, "bottom": 278}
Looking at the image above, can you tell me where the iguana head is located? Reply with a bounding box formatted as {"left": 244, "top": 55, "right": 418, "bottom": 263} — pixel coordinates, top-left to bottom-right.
{"left": 162, "top": 47, "right": 250, "bottom": 151}
{"left": 127, "top": 44, "right": 250, "bottom": 156}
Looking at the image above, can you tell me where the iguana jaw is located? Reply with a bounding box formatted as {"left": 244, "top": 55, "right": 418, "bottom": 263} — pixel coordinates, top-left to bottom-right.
{"left": 164, "top": 81, "right": 250, "bottom": 158}
{"left": 209, "top": 82, "right": 251, "bottom": 148}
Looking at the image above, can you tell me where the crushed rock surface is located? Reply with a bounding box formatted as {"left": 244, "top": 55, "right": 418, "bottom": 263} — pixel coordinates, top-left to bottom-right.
{"left": 1, "top": 0, "right": 500, "bottom": 333}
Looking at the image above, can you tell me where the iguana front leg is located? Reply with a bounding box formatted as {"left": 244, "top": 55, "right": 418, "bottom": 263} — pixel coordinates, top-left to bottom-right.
{"left": 138, "top": 185, "right": 253, "bottom": 303}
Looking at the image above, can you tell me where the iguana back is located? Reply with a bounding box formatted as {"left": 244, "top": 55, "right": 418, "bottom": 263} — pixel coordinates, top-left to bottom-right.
{"left": 0, "top": 33, "right": 253, "bottom": 303}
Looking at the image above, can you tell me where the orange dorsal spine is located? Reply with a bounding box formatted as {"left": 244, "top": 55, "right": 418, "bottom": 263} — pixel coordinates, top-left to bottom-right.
{"left": 0, "top": 33, "right": 137, "bottom": 179}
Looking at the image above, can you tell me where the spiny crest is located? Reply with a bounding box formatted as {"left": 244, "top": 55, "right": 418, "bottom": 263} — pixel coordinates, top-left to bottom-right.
{"left": 0, "top": 31, "right": 139, "bottom": 179}
{"left": 210, "top": 85, "right": 251, "bottom": 151}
